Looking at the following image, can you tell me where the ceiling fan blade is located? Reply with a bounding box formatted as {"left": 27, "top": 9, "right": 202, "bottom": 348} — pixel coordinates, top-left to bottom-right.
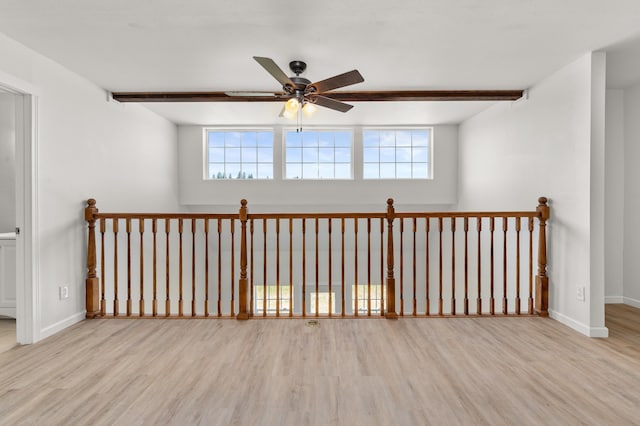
{"left": 253, "top": 56, "right": 296, "bottom": 92}
{"left": 311, "top": 95, "right": 354, "bottom": 113}
{"left": 307, "top": 70, "right": 364, "bottom": 94}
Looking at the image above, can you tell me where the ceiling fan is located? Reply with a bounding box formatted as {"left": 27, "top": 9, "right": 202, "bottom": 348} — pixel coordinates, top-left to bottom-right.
{"left": 111, "top": 57, "right": 524, "bottom": 105}
{"left": 226, "top": 57, "right": 364, "bottom": 118}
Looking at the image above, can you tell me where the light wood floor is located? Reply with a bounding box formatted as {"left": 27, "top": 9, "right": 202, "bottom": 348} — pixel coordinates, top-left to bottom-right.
{"left": 0, "top": 306, "right": 639, "bottom": 425}
{"left": 0, "top": 317, "right": 16, "bottom": 353}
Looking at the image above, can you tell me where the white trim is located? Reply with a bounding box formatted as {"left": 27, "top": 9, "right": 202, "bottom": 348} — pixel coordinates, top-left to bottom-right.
{"left": 549, "top": 309, "right": 609, "bottom": 338}
{"left": 39, "top": 311, "right": 85, "bottom": 341}
{"left": 623, "top": 296, "right": 640, "bottom": 309}
{"left": 605, "top": 296, "right": 624, "bottom": 304}
{"left": 0, "top": 70, "right": 40, "bottom": 97}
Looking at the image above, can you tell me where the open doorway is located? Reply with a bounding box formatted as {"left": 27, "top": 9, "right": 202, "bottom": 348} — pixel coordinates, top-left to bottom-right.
{"left": 0, "top": 90, "right": 16, "bottom": 352}
{"left": 0, "top": 71, "right": 39, "bottom": 346}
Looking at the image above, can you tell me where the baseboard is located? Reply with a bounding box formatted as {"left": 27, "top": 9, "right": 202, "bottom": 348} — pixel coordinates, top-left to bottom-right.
{"left": 39, "top": 311, "right": 85, "bottom": 341}
{"left": 548, "top": 309, "right": 609, "bottom": 338}
{"left": 623, "top": 296, "right": 640, "bottom": 309}
{"left": 605, "top": 296, "right": 624, "bottom": 304}
{"left": 0, "top": 307, "right": 16, "bottom": 318}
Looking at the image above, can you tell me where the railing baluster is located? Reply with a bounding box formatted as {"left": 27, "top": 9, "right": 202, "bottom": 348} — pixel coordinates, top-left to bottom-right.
{"left": 477, "top": 217, "right": 482, "bottom": 315}
{"left": 114, "top": 218, "right": 119, "bottom": 316}
{"left": 367, "top": 218, "right": 371, "bottom": 316}
{"left": 289, "top": 218, "right": 293, "bottom": 317}
{"left": 249, "top": 218, "right": 254, "bottom": 317}
{"left": 464, "top": 217, "right": 469, "bottom": 315}
{"left": 230, "top": 219, "right": 235, "bottom": 317}
{"left": 438, "top": 217, "right": 443, "bottom": 316}
{"left": 412, "top": 218, "right": 417, "bottom": 316}
{"left": 205, "top": 218, "right": 209, "bottom": 317}
{"left": 218, "top": 218, "right": 222, "bottom": 317}
{"left": 328, "top": 218, "right": 333, "bottom": 317}
{"left": 502, "top": 217, "right": 508, "bottom": 315}
{"left": 276, "top": 218, "right": 280, "bottom": 317}
{"left": 126, "top": 218, "right": 132, "bottom": 316}
{"left": 341, "top": 218, "right": 345, "bottom": 317}
{"left": 451, "top": 217, "right": 456, "bottom": 316}
{"left": 152, "top": 218, "right": 157, "bottom": 317}
{"left": 191, "top": 218, "right": 196, "bottom": 317}
{"left": 399, "top": 217, "right": 404, "bottom": 317}
{"left": 528, "top": 217, "right": 534, "bottom": 314}
{"left": 302, "top": 218, "right": 306, "bottom": 318}
{"left": 425, "top": 217, "right": 430, "bottom": 316}
{"left": 354, "top": 219, "right": 359, "bottom": 317}
{"left": 490, "top": 217, "right": 495, "bottom": 315}
{"left": 515, "top": 217, "right": 521, "bottom": 315}
{"left": 178, "top": 218, "right": 184, "bottom": 317}
{"left": 263, "top": 218, "right": 268, "bottom": 317}
{"left": 139, "top": 218, "right": 145, "bottom": 317}
{"left": 380, "top": 218, "right": 384, "bottom": 317}
{"left": 100, "top": 217, "right": 106, "bottom": 317}
{"left": 165, "top": 219, "right": 170, "bottom": 317}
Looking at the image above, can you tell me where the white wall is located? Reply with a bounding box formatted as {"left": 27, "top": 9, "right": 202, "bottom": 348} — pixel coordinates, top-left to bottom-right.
{"left": 178, "top": 125, "right": 458, "bottom": 212}
{"left": 0, "top": 33, "right": 180, "bottom": 339}
{"left": 0, "top": 93, "right": 15, "bottom": 232}
{"left": 604, "top": 90, "right": 624, "bottom": 302}
{"left": 458, "top": 53, "right": 608, "bottom": 337}
{"left": 623, "top": 84, "right": 640, "bottom": 306}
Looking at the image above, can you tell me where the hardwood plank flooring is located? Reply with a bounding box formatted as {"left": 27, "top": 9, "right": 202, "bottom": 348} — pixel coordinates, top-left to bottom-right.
{"left": 0, "top": 306, "right": 639, "bottom": 425}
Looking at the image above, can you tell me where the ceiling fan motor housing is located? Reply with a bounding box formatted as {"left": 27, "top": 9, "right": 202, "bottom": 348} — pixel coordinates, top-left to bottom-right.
{"left": 289, "top": 60, "right": 307, "bottom": 75}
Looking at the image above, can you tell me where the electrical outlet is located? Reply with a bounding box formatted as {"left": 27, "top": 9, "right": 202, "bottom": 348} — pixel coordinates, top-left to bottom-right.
{"left": 59, "top": 285, "right": 69, "bottom": 300}
{"left": 577, "top": 286, "right": 585, "bottom": 302}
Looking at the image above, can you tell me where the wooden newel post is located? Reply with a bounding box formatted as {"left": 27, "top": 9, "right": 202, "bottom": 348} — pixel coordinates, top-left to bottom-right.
{"left": 535, "top": 197, "right": 550, "bottom": 317}
{"left": 85, "top": 198, "right": 100, "bottom": 318}
{"left": 237, "top": 199, "right": 249, "bottom": 320}
{"left": 385, "top": 198, "right": 398, "bottom": 319}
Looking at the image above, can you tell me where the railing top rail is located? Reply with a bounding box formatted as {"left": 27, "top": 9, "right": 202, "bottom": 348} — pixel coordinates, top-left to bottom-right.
{"left": 247, "top": 212, "right": 387, "bottom": 220}
{"left": 92, "top": 211, "right": 540, "bottom": 220}
{"left": 395, "top": 211, "right": 540, "bottom": 219}
{"left": 94, "top": 213, "right": 239, "bottom": 220}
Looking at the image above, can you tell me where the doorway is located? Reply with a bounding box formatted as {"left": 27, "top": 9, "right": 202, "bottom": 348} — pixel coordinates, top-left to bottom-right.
{"left": 0, "top": 91, "right": 16, "bottom": 351}
{"left": 0, "top": 70, "right": 39, "bottom": 345}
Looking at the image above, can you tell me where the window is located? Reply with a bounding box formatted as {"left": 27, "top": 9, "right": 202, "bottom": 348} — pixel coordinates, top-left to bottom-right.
{"left": 363, "top": 129, "right": 432, "bottom": 179}
{"left": 254, "top": 285, "right": 290, "bottom": 314}
{"left": 284, "top": 130, "right": 352, "bottom": 179}
{"left": 206, "top": 130, "right": 274, "bottom": 179}
{"left": 353, "top": 284, "right": 383, "bottom": 314}
{"left": 309, "top": 292, "right": 335, "bottom": 315}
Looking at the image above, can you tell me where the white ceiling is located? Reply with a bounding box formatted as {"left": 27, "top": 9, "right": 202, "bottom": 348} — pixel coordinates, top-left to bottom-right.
{"left": 1, "top": 0, "right": 640, "bottom": 124}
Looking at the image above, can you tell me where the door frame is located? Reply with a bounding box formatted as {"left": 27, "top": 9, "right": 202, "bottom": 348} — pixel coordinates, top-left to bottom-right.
{"left": 0, "top": 70, "right": 40, "bottom": 344}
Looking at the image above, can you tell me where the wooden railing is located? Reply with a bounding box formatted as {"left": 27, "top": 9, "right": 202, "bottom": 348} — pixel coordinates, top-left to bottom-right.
{"left": 85, "top": 197, "right": 549, "bottom": 319}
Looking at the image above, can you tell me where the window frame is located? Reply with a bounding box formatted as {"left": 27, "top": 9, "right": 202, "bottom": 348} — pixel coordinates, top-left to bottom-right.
{"left": 203, "top": 127, "right": 275, "bottom": 181}
{"left": 361, "top": 127, "right": 434, "bottom": 180}
{"left": 282, "top": 127, "right": 355, "bottom": 181}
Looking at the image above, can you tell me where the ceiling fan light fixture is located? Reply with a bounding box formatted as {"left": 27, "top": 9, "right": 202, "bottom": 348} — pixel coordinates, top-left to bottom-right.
{"left": 285, "top": 98, "right": 300, "bottom": 113}
{"left": 302, "top": 102, "right": 317, "bottom": 117}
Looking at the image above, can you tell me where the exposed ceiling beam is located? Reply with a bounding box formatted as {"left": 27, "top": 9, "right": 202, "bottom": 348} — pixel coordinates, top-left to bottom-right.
{"left": 111, "top": 90, "right": 524, "bottom": 103}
